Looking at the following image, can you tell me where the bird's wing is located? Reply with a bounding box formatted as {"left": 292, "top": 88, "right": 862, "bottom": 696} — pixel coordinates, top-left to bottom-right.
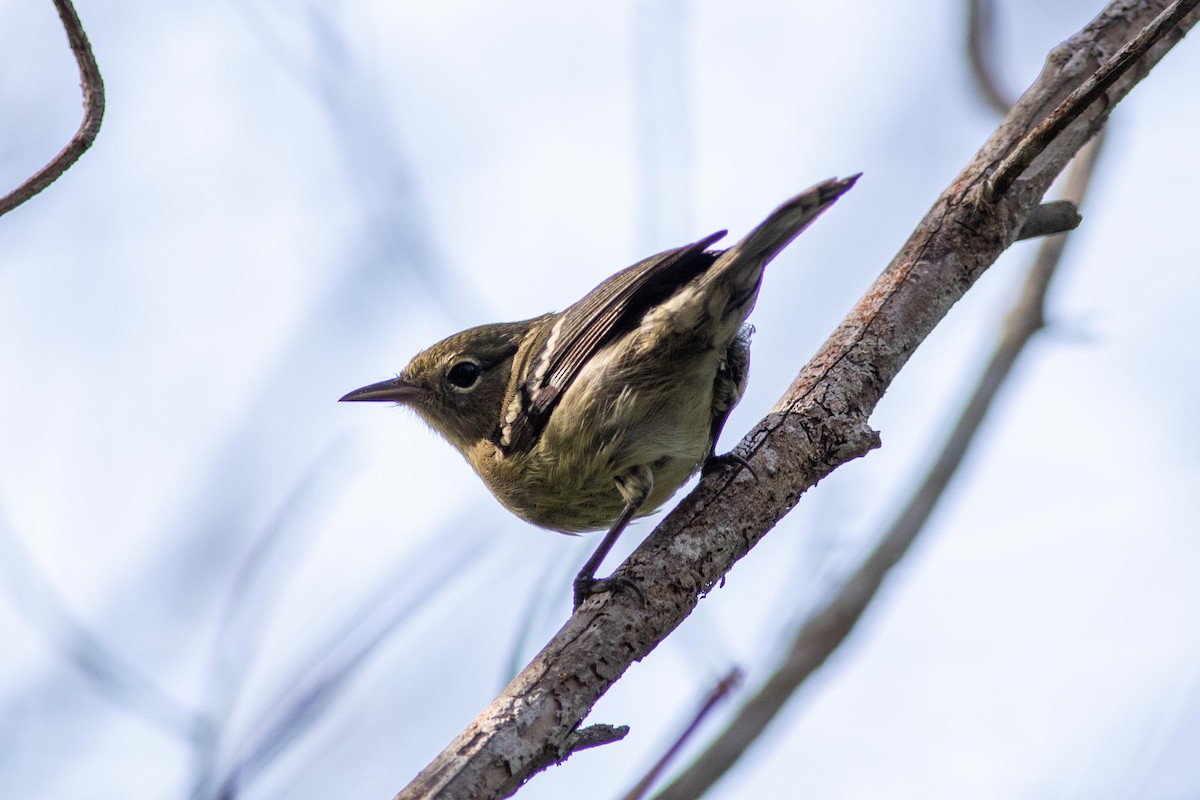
{"left": 497, "top": 230, "right": 726, "bottom": 454}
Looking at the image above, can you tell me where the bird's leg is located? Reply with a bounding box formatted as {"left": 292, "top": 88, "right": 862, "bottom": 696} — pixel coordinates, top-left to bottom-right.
{"left": 701, "top": 333, "right": 757, "bottom": 480}
{"left": 573, "top": 465, "right": 652, "bottom": 609}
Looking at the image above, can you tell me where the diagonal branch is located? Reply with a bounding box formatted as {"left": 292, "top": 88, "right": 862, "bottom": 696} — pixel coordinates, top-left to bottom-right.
{"left": 645, "top": 9, "right": 1101, "bottom": 794}
{"left": 393, "top": 2, "right": 1197, "bottom": 797}
{"left": 0, "top": 0, "right": 105, "bottom": 218}
{"left": 650, "top": 128, "right": 1108, "bottom": 800}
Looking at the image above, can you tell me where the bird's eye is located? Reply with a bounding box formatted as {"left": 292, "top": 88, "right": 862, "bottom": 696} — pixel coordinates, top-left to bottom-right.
{"left": 446, "top": 360, "right": 482, "bottom": 390}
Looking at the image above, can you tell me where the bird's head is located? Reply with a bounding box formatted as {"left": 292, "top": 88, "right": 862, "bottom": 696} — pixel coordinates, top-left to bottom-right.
{"left": 341, "top": 316, "right": 549, "bottom": 455}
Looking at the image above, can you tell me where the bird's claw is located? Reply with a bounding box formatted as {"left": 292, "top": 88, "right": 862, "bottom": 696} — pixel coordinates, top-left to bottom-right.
{"left": 573, "top": 573, "right": 645, "bottom": 610}
{"left": 702, "top": 451, "right": 758, "bottom": 481}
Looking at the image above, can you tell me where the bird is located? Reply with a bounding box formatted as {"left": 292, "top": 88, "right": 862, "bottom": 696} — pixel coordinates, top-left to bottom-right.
{"left": 341, "top": 175, "right": 857, "bottom": 608}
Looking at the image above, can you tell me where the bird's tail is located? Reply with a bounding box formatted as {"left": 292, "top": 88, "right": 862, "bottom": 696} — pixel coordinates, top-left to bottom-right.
{"left": 706, "top": 174, "right": 859, "bottom": 308}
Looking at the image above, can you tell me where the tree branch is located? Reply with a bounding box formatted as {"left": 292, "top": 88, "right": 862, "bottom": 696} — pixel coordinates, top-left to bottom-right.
{"left": 650, "top": 126, "right": 1109, "bottom": 800}
{"left": 985, "top": 0, "right": 1197, "bottom": 201}
{"left": 1014, "top": 200, "right": 1081, "bottom": 240}
{"left": 0, "top": 0, "right": 105, "bottom": 219}
{"left": 393, "top": 2, "right": 1197, "bottom": 797}
{"left": 644, "top": 11, "right": 1102, "bottom": 795}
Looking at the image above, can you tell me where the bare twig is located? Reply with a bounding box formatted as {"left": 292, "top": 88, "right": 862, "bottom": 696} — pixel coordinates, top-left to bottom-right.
{"left": 564, "top": 724, "right": 631, "bottom": 757}
{"left": 393, "top": 3, "right": 1194, "bottom": 797}
{"left": 620, "top": 670, "right": 741, "bottom": 800}
{"left": 985, "top": 0, "right": 1198, "bottom": 201}
{"left": 1015, "top": 200, "right": 1081, "bottom": 240}
{"left": 0, "top": 0, "right": 105, "bottom": 218}
{"left": 651, "top": 131, "right": 1108, "bottom": 800}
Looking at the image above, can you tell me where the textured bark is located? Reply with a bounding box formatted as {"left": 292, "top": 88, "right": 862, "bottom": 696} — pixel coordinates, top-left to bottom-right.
{"left": 395, "top": 2, "right": 1198, "bottom": 798}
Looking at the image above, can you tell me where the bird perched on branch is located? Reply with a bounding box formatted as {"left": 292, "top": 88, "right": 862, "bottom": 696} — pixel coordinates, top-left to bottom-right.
{"left": 342, "top": 175, "right": 857, "bottom": 608}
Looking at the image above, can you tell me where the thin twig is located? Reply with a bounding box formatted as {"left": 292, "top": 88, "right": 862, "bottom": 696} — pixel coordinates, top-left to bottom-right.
{"left": 620, "top": 670, "right": 741, "bottom": 800}
{"left": 985, "top": 0, "right": 1197, "bottom": 201}
{"left": 1014, "top": 200, "right": 1081, "bottom": 241}
{"left": 0, "top": 0, "right": 105, "bottom": 218}
{"left": 564, "top": 724, "right": 632, "bottom": 757}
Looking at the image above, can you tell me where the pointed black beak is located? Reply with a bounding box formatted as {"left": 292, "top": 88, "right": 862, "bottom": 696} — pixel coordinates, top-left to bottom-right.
{"left": 339, "top": 377, "right": 425, "bottom": 403}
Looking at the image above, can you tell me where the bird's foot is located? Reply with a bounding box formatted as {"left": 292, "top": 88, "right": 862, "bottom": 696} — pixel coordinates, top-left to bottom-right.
{"left": 702, "top": 451, "right": 758, "bottom": 481}
{"left": 573, "top": 572, "right": 644, "bottom": 611}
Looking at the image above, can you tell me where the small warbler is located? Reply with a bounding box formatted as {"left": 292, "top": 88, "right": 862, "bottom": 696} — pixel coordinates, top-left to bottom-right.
{"left": 342, "top": 176, "right": 857, "bottom": 607}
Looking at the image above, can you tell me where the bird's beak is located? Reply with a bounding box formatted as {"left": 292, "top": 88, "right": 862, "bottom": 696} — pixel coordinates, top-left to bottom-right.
{"left": 339, "top": 377, "right": 426, "bottom": 404}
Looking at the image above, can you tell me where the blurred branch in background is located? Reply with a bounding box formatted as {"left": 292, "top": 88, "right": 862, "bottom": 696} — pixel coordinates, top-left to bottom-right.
{"left": 3, "top": 2, "right": 1196, "bottom": 798}
{"left": 500, "top": 545, "right": 576, "bottom": 688}
{"left": 110, "top": 5, "right": 471, "bottom": 661}
{"left": 3, "top": 4, "right": 481, "bottom": 798}
{"left": 966, "top": 0, "right": 1015, "bottom": 113}
{"left": 0, "top": 431, "right": 465, "bottom": 800}
{"left": 620, "top": 670, "right": 741, "bottom": 800}
{"left": 393, "top": 2, "right": 1195, "bottom": 797}
{"left": 649, "top": 1, "right": 1110, "bottom": 782}
{"left": 206, "top": 521, "right": 491, "bottom": 799}
{"left": 239, "top": 2, "right": 476, "bottom": 312}
{"left": 0, "top": 0, "right": 103, "bottom": 218}
{"left": 0, "top": 499, "right": 202, "bottom": 742}
{"left": 189, "top": 441, "right": 353, "bottom": 795}
{"left": 2, "top": 5, "right": 454, "bottom": 774}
